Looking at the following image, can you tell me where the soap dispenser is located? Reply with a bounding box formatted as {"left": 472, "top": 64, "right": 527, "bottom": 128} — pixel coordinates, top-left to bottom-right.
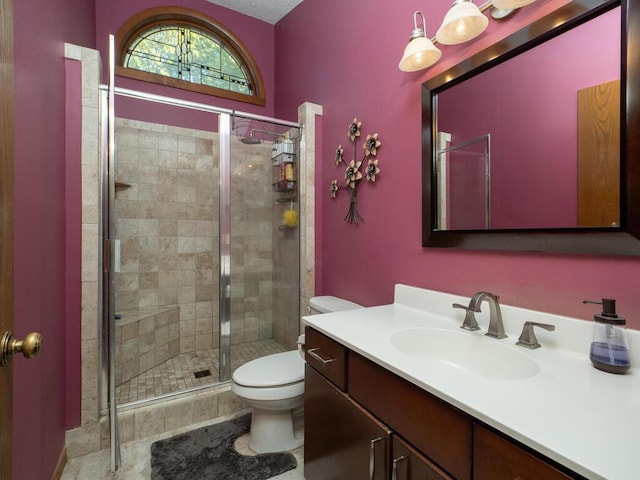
{"left": 583, "top": 299, "right": 630, "bottom": 374}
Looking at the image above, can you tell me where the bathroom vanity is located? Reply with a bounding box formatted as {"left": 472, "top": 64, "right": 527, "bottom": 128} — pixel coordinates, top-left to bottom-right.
{"left": 302, "top": 285, "right": 640, "bottom": 480}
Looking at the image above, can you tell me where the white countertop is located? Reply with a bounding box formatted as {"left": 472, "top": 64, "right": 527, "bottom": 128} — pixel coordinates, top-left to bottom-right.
{"left": 302, "top": 284, "right": 640, "bottom": 480}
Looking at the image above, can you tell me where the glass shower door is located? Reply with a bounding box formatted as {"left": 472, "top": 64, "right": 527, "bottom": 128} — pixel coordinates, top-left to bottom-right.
{"left": 108, "top": 95, "right": 223, "bottom": 404}
{"left": 226, "top": 118, "right": 302, "bottom": 379}
{"left": 106, "top": 99, "right": 303, "bottom": 405}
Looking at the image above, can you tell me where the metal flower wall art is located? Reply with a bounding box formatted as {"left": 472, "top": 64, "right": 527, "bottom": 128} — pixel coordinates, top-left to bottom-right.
{"left": 331, "top": 118, "right": 382, "bottom": 224}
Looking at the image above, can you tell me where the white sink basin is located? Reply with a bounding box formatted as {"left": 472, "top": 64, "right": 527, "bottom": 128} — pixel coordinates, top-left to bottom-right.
{"left": 390, "top": 328, "right": 540, "bottom": 380}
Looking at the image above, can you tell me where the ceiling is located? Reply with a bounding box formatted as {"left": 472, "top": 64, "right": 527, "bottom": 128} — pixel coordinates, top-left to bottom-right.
{"left": 205, "top": 0, "right": 304, "bottom": 24}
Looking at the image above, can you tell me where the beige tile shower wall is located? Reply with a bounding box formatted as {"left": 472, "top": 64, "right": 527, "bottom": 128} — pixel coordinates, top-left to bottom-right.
{"left": 114, "top": 306, "right": 180, "bottom": 385}
{"left": 272, "top": 219, "right": 300, "bottom": 350}
{"left": 113, "top": 121, "right": 276, "bottom": 353}
{"left": 272, "top": 137, "right": 301, "bottom": 351}
{"left": 65, "top": 42, "right": 103, "bottom": 456}
{"left": 114, "top": 119, "right": 219, "bottom": 354}
{"left": 75, "top": 44, "right": 101, "bottom": 430}
{"left": 298, "top": 103, "right": 322, "bottom": 327}
{"left": 229, "top": 138, "right": 275, "bottom": 345}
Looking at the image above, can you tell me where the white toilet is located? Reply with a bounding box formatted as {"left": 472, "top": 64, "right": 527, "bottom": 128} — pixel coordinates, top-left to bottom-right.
{"left": 231, "top": 295, "right": 363, "bottom": 453}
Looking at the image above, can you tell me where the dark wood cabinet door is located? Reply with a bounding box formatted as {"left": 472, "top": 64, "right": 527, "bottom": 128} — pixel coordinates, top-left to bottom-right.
{"left": 392, "top": 436, "right": 454, "bottom": 480}
{"left": 348, "top": 352, "right": 473, "bottom": 480}
{"left": 473, "top": 424, "right": 579, "bottom": 480}
{"left": 305, "top": 364, "right": 391, "bottom": 480}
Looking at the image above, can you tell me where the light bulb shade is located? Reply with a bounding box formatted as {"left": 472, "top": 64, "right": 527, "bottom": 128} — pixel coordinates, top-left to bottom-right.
{"left": 492, "top": 0, "right": 537, "bottom": 9}
{"left": 399, "top": 36, "right": 442, "bottom": 72}
{"left": 435, "top": 1, "right": 489, "bottom": 45}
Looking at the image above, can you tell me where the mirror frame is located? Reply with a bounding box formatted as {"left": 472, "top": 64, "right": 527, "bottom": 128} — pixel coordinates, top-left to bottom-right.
{"left": 422, "top": 0, "right": 640, "bottom": 255}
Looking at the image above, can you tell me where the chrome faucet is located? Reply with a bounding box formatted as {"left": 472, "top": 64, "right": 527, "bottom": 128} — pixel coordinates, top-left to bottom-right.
{"left": 454, "top": 291, "right": 507, "bottom": 339}
{"left": 471, "top": 292, "right": 507, "bottom": 339}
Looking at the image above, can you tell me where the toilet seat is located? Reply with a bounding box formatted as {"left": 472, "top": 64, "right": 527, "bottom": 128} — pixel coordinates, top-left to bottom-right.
{"left": 231, "top": 350, "right": 305, "bottom": 401}
{"left": 231, "top": 381, "right": 303, "bottom": 402}
{"left": 233, "top": 350, "right": 304, "bottom": 387}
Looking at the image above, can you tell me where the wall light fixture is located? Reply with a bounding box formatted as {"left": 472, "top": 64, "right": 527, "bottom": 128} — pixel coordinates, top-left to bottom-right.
{"left": 399, "top": 0, "right": 537, "bottom": 71}
{"left": 436, "top": 0, "right": 489, "bottom": 45}
{"left": 398, "top": 11, "right": 442, "bottom": 72}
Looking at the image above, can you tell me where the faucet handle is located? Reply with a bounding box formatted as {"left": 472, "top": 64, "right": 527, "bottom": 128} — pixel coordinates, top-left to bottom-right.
{"left": 516, "top": 321, "right": 556, "bottom": 349}
{"left": 452, "top": 303, "right": 481, "bottom": 331}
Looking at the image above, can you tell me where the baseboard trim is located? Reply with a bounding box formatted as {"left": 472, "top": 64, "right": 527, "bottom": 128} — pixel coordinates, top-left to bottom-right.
{"left": 52, "top": 446, "right": 67, "bottom": 480}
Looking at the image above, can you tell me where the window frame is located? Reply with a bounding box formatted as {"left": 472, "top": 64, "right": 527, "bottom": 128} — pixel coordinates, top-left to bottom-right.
{"left": 115, "top": 6, "right": 266, "bottom": 106}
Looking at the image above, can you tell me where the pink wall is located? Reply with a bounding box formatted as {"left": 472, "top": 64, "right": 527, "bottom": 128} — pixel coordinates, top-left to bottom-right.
{"left": 13, "top": 0, "right": 94, "bottom": 478}
{"left": 438, "top": 8, "right": 620, "bottom": 228}
{"left": 95, "top": 0, "right": 279, "bottom": 122}
{"left": 17, "top": 2, "right": 633, "bottom": 479}
{"left": 274, "top": 0, "right": 640, "bottom": 328}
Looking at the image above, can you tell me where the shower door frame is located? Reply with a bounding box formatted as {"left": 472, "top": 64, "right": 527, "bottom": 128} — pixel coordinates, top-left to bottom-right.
{"left": 100, "top": 53, "right": 301, "bottom": 469}
{"left": 435, "top": 134, "right": 491, "bottom": 230}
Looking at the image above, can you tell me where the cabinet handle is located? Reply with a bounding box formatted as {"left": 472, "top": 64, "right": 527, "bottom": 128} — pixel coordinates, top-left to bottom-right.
{"left": 392, "top": 455, "right": 409, "bottom": 480}
{"left": 307, "top": 348, "right": 336, "bottom": 364}
{"left": 369, "top": 436, "right": 385, "bottom": 480}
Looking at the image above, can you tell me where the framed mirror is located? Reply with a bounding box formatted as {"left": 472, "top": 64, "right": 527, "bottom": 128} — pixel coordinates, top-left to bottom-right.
{"left": 422, "top": 0, "right": 640, "bottom": 255}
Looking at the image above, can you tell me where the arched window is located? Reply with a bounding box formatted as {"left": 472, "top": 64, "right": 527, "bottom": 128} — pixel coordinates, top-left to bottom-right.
{"left": 116, "top": 7, "right": 265, "bottom": 106}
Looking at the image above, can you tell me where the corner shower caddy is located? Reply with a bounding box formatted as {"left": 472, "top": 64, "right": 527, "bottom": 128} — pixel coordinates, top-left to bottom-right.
{"left": 272, "top": 137, "right": 299, "bottom": 231}
{"left": 272, "top": 139, "right": 297, "bottom": 199}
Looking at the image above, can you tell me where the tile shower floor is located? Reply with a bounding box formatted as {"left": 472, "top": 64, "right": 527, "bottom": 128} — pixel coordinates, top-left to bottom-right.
{"left": 117, "top": 339, "right": 288, "bottom": 404}
{"left": 63, "top": 339, "right": 304, "bottom": 479}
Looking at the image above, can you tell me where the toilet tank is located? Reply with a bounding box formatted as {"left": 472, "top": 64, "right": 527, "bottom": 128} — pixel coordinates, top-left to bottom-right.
{"left": 299, "top": 296, "right": 363, "bottom": 358}
{"left": 308, "top": 296, "right": 363, "bottom": 314}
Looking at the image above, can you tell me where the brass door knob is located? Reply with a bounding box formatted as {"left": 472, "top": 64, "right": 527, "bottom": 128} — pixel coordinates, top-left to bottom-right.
{"left": 0, "top": 331, "right": 43, "bottom": 366}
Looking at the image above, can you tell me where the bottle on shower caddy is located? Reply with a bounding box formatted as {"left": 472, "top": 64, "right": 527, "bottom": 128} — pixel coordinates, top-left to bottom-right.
{"left": 583, "top": 298, "right": 631, "bottom": 374}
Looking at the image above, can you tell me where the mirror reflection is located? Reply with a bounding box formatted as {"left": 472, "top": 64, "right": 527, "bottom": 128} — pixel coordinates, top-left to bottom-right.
{"left": 433, "top": 6, "right": 620, "bottom": 231}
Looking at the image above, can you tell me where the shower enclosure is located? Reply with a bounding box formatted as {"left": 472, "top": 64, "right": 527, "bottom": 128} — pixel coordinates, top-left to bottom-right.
{"left": 101, "top": 86, "right": 303, "bottom": 444}
{"left": 435, "top": 134, "right": 490, "bottom": 230}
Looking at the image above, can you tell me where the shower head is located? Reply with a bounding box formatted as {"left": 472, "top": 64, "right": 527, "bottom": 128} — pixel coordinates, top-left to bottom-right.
{"left": 241, "top": 133, "right": 262, "bottom": 145}
{"left": 240, "top": 128, "right": 287, "bottom": 145}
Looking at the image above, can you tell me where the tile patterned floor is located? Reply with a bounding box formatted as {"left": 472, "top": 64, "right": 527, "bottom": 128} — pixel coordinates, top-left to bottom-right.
{"left": 61, "top": 413, "right": 306, "bottom": 480}
{"left": 66, "top": 339, "right": 303, "bottom": 479}
{"left": 117, "top": 339, "right": 287, "bottom": 404}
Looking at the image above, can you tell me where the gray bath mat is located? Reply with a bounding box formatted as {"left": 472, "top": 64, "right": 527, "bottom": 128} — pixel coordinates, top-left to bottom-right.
{"left": 150, "top": 414, "right": 297, "bottom": 480}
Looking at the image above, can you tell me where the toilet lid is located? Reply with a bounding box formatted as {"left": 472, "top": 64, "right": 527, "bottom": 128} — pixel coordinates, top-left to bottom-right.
{"left": 232, "top": 350, "right": 304, "bottom": 388}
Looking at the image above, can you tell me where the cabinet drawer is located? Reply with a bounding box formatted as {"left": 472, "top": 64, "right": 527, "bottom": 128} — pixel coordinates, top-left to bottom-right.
{"left": 392, "top": 435, "right": 453, "bottom": 480}
{"left": 473, "top": 424, "right": 579, "bottom": 480}
{"left": 348, "top": 352, "right": 472, "bottom": 480}
{"left": 305, "top": 327, "right": 347, "bottom": 390}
